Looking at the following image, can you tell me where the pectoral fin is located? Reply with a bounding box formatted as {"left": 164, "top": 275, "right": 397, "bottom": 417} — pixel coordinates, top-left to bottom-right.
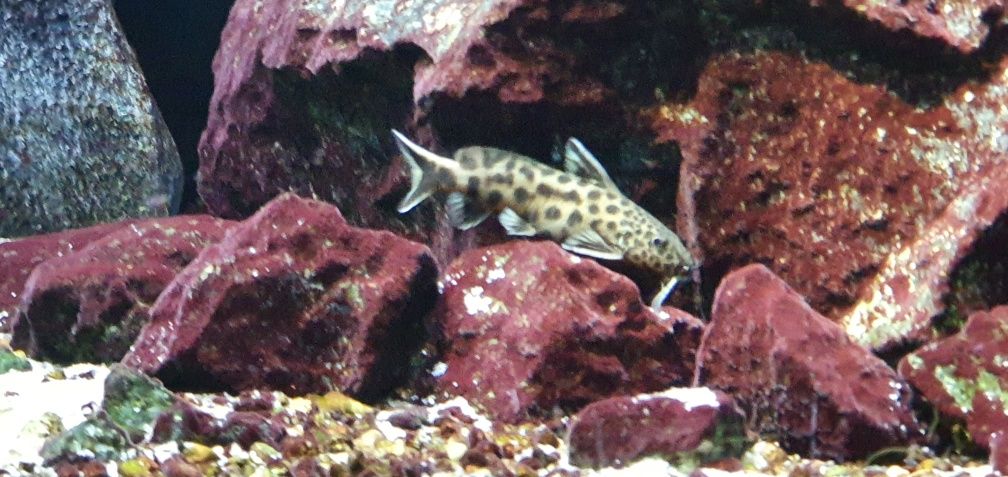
{"left": 446, "top": 192, "right": 490, "bottom": 230}
{"left": 564, "top": 138, "right": 618, "bottom": 190}
{"left": 650, "top": 275, "right": 682, "bottom": 310}
{"left": 561, "top": 228, "right": 623, "bottom": 260}
{"left": 499, "top": 208, "right": 537, "bottom": 236}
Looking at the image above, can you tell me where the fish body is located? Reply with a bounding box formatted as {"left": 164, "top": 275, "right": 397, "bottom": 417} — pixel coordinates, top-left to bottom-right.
{"left": 392, "top": 130, "right": 695, "bottom": 308}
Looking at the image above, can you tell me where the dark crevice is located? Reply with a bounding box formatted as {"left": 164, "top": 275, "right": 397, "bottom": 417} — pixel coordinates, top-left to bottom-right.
{"left": 935, "top": 211, "right": 1008, "bottom": 335}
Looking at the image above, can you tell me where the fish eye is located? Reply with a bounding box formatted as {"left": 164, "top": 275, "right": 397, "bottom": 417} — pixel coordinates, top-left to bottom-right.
{"left": 651, "top": 238, "right": 667, "bottom": 248}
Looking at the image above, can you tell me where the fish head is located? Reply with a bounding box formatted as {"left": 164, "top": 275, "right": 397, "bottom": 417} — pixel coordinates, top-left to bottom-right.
{"left": 627, "top": 222, "right": 696, "bottom": 281}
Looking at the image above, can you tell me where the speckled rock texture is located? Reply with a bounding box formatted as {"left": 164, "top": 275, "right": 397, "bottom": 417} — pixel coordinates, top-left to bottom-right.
{"left": 695, "top": 264, "right": 922, "bottom": 461}
{"left": 432, "top": 240, "right": 704, "bottom": 422}
{"left": 567, "top": 387, "right": 747, "bottom": 469}
{"left": 898, "top": 306, "right": 1008, "bottom": 451}
{"left": 655, "top": 50, "right": 1008, "bottom": 351}
{"left": 122, "top": 193, "right": 438, "bottom": 399}
{"left": 0, "top": 0, "right": 183, "bottom": 237}
{"left": 197, "top": 0, "right": 697, "bottom": 266}
{"left": 9, "top": 216, "right": 233, "bottom": 364}
{"left": 992, "top": 431, "right": 1008, "bottom": 476}
{"left": 821, "top": 0, "right": 1007, "bottom": 53}
{"left": 0, "top": 222, "right": 132, "bottom": 332}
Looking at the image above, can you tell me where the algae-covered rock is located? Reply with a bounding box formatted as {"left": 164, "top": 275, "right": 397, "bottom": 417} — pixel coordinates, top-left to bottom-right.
{"left": 0, "top": 0, "right": 183, "bottom": 237}
{"left": 102, "top": 364, "right": 174, "bottom": 442}
{"left": 0, "top": 347, "right": 31, "bottom": 374}
{"left": 40, "top": 415, "right": 130, "bottom": 464}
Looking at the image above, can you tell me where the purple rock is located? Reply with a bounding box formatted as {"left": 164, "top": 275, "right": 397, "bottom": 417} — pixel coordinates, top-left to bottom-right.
{"left": 0, "top": 221, "right": 131, "bottom": 332}
{"left": 123, "top": 193, "right": 438, "bottom": 399}
{"left": 433, "top": 240, "right": 703, "bottom": 422}
{"left": 568, "top": 387, "right": 747, "bottom": 468}
{"left": 899, "top": 306, "right": 1008, "bottom": 451}
{"left": 695, "top": 264, "right": 922, "bottom": 460}
{"left": 10, "top": 216, "right": 233, "bottom": 362}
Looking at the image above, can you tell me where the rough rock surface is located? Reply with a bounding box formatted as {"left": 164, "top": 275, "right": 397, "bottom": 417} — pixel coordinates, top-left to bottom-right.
{"left": 0, "top": 222, "right": 131, "bottom": 332}
{"left": 695, "top": 264, "right": 922, "bottom": 461}
{"left": 822, "top": 0, "right": 1007, "bottom": 53}
{"left": 899, "top": 306, "right": 1008, "bottom": 451}
{"left": 10, "top": 216, "right": 233, "bottom": 364}
{"left": 198, "top": 0, "right": 696, "bottom": 265}
{"left": 567, "top": 387, "right": 747, "bottom": 469}
{"left": 654, "top": 50, "right": 1008, "bottom": 350}
{"left": 0, "top": 0, "right": 183, "bottom": 237}
{"left": 433, "top": 240, "right": 704, "bottom": 422}
{"left": 122, "top": 193, "right": 438, "bottom": 399}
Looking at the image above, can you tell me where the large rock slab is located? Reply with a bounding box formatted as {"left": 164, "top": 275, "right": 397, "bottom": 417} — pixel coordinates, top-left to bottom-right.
{"left": 9, "top": 216, "right": 233, "bottom": 363}
{"left": 0, "top": 222, "right": 132, "bottom": 332}
{"left": 122, "top": 193, "right": 438, "bottom": 400}
{"left": 567, "top": 387, "right": 747, "bottom": 469}
{"left": 432, "top": 240, "right": 704, "bottom": 422}
{"left": 899, "top": 306, "right": 1008, "bottom": 451}
{"left": 654, "top": 51, "right": 1008, "bottom": 350}
{"left": 695, "top": 264, "right": 922, "bottom": 461}
{"left": 0, "top": 0, "right": 183, "bottom": 237}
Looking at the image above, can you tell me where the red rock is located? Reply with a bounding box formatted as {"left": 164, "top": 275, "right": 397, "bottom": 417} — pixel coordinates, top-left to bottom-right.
{"left": 9, "top": 216, "right": 232, "bottom": 362}
{"left": 992, "top": 431, "right": 1008, "bottom": 476}
{"left": 695, "top": 264, "right": 922, "bottom": 460}
{"left": 432, "top": 240, "right": 704, "bottom": 422}
{"left": 122, "top": 193, "right": 438, "bottom": 399}
{"left": 0, "top": 222, "right": 131, "bottom": 332}
{"left": 567, "top": 387, "right": 747, "bottom": 468}
{"left": 816, "top": 0, "right": 1006, "bottom": 53}
{"left": 654, "top": 51, "right": 1008, "bottom": 350}
{"left": 898, "top": 306, "right": 1008, "bottom": 450}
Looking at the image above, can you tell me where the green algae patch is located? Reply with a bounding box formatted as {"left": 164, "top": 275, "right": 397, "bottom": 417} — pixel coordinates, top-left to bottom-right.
{"left": 0, "top": 347, "right": 31, "bottom": 374}
{"left": 40, "top": 415, "right": 131, "bottom": 464}
{"left": 102, "top": 364, "right": 174, "bottom": 442}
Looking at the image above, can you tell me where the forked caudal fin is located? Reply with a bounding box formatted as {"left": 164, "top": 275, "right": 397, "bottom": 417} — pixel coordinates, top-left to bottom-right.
{"left": 392, "top": 129, "right": 456, "bottom": 213}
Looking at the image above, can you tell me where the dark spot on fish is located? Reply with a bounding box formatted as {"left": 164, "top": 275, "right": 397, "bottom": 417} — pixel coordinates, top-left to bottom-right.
{"left": 577, "top": 178, "right": 590, "bottom": 186}
{"left": 545, "top": 206, "right": 562, "bottom": 220}
{"left": 514, "top": 187, "right": 529, "bottom": 203}
{"left": 567, "top": 210, "right": 583, "bottom": 226}
{"left": 606, "top": 221, "right": 617, "bottom": 231}
{"left": 519, "top": 166, "right": 535, "bottom": 181}
{"left": 436, "top": 168, "right": 455, "bottom": 187}
{"left": 467, "top": 177, "right": 480, "bottom": 194}
{"left": 541, "top": 168, "right": 556, "bottom": 176}
{"left": 490, "top": 173, "right": 513, "bottom": 185}
{"left": 606, "top": 192, "right": 617, "bottom": 200}
{"left": 606, "top": 205, "right": 619, "bottom": 214}
{"left": 528, "top": 210, "right": 539, "bottom": 223}
{"left": 536, "top": 184, "right": 554, "bottom": 197}
{"left": 590, "top": 219, "right": 602, "bottom": 229}
{"left": 484, "top": 149, "right": 505, "bottom": 167}
{"left": 558, "top": 175, "right": 572, "bottom": 184}
{"left": 589, "top": 204, "right": 599, "bottom": 214}
{"left": 564, "top": 190, "right": 581, "bottom": 203}
{"left": 560, "top": 227, "right": 569, "bottom": 237}
{"left": 505, "top": 158, "right": 516, "bottom": 170}
{"left": 486, "top": 190, "right": 504, "bottom": 206}
{"left": 459, "top": 154, "right": 478, "bottom": 170}
{"left": 588, "top": 190, "right": 601, "bottom": 200}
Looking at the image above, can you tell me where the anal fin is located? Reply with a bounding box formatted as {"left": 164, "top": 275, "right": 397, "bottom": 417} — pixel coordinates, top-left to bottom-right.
{"left": 561, "top": 228, "right": 623, "bottom": 260}
{"left": 446, "top": 192, "right": 490, "bottom": 230}
{"left": 499, "top": 208, "right": 537, "bottom": 236}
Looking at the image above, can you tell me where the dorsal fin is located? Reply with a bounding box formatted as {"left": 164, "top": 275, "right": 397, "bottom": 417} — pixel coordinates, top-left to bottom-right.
{"left": 564, "top": 138, "right": 618, "bottom": 190}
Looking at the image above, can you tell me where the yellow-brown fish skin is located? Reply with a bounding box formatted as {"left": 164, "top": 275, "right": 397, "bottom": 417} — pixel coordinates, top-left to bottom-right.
{"left": 392, "top": 130, "right": 695, "bottom": 308}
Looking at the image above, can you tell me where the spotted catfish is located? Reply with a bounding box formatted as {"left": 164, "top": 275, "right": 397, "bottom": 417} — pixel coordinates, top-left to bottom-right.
{"left": 392, "top": 130, "right": 696, "bottom": 308}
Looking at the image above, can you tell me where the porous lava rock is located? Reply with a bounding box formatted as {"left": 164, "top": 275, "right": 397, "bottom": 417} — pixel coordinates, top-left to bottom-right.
{"left": 432, "top": 240, "right": 704, "bottom": 422}
{"left": 0, "top": 0, "right": 183, "bottom": 237}
{"left": 654, "top": 51, "right": 1008, "bottom": 350}
{"left": 0, "top": 222, "right": 132, "bottom": 332}
{"left": 567, "top": 387, "right": 747, "bottom": 468}
{"left": 10, "top": 216, "right": 233, "bottom": 363}
{"left": 898, "top": 306, "right": 1008, "bottom": 451}
{"left": 694, "top": 264, "right": 922, "bottom": 461}
{"left": 122, "top": 193, "right": 438, "bottom": 399}
{"left": 198, "top": 0, "right": 696, "bottom": 263}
